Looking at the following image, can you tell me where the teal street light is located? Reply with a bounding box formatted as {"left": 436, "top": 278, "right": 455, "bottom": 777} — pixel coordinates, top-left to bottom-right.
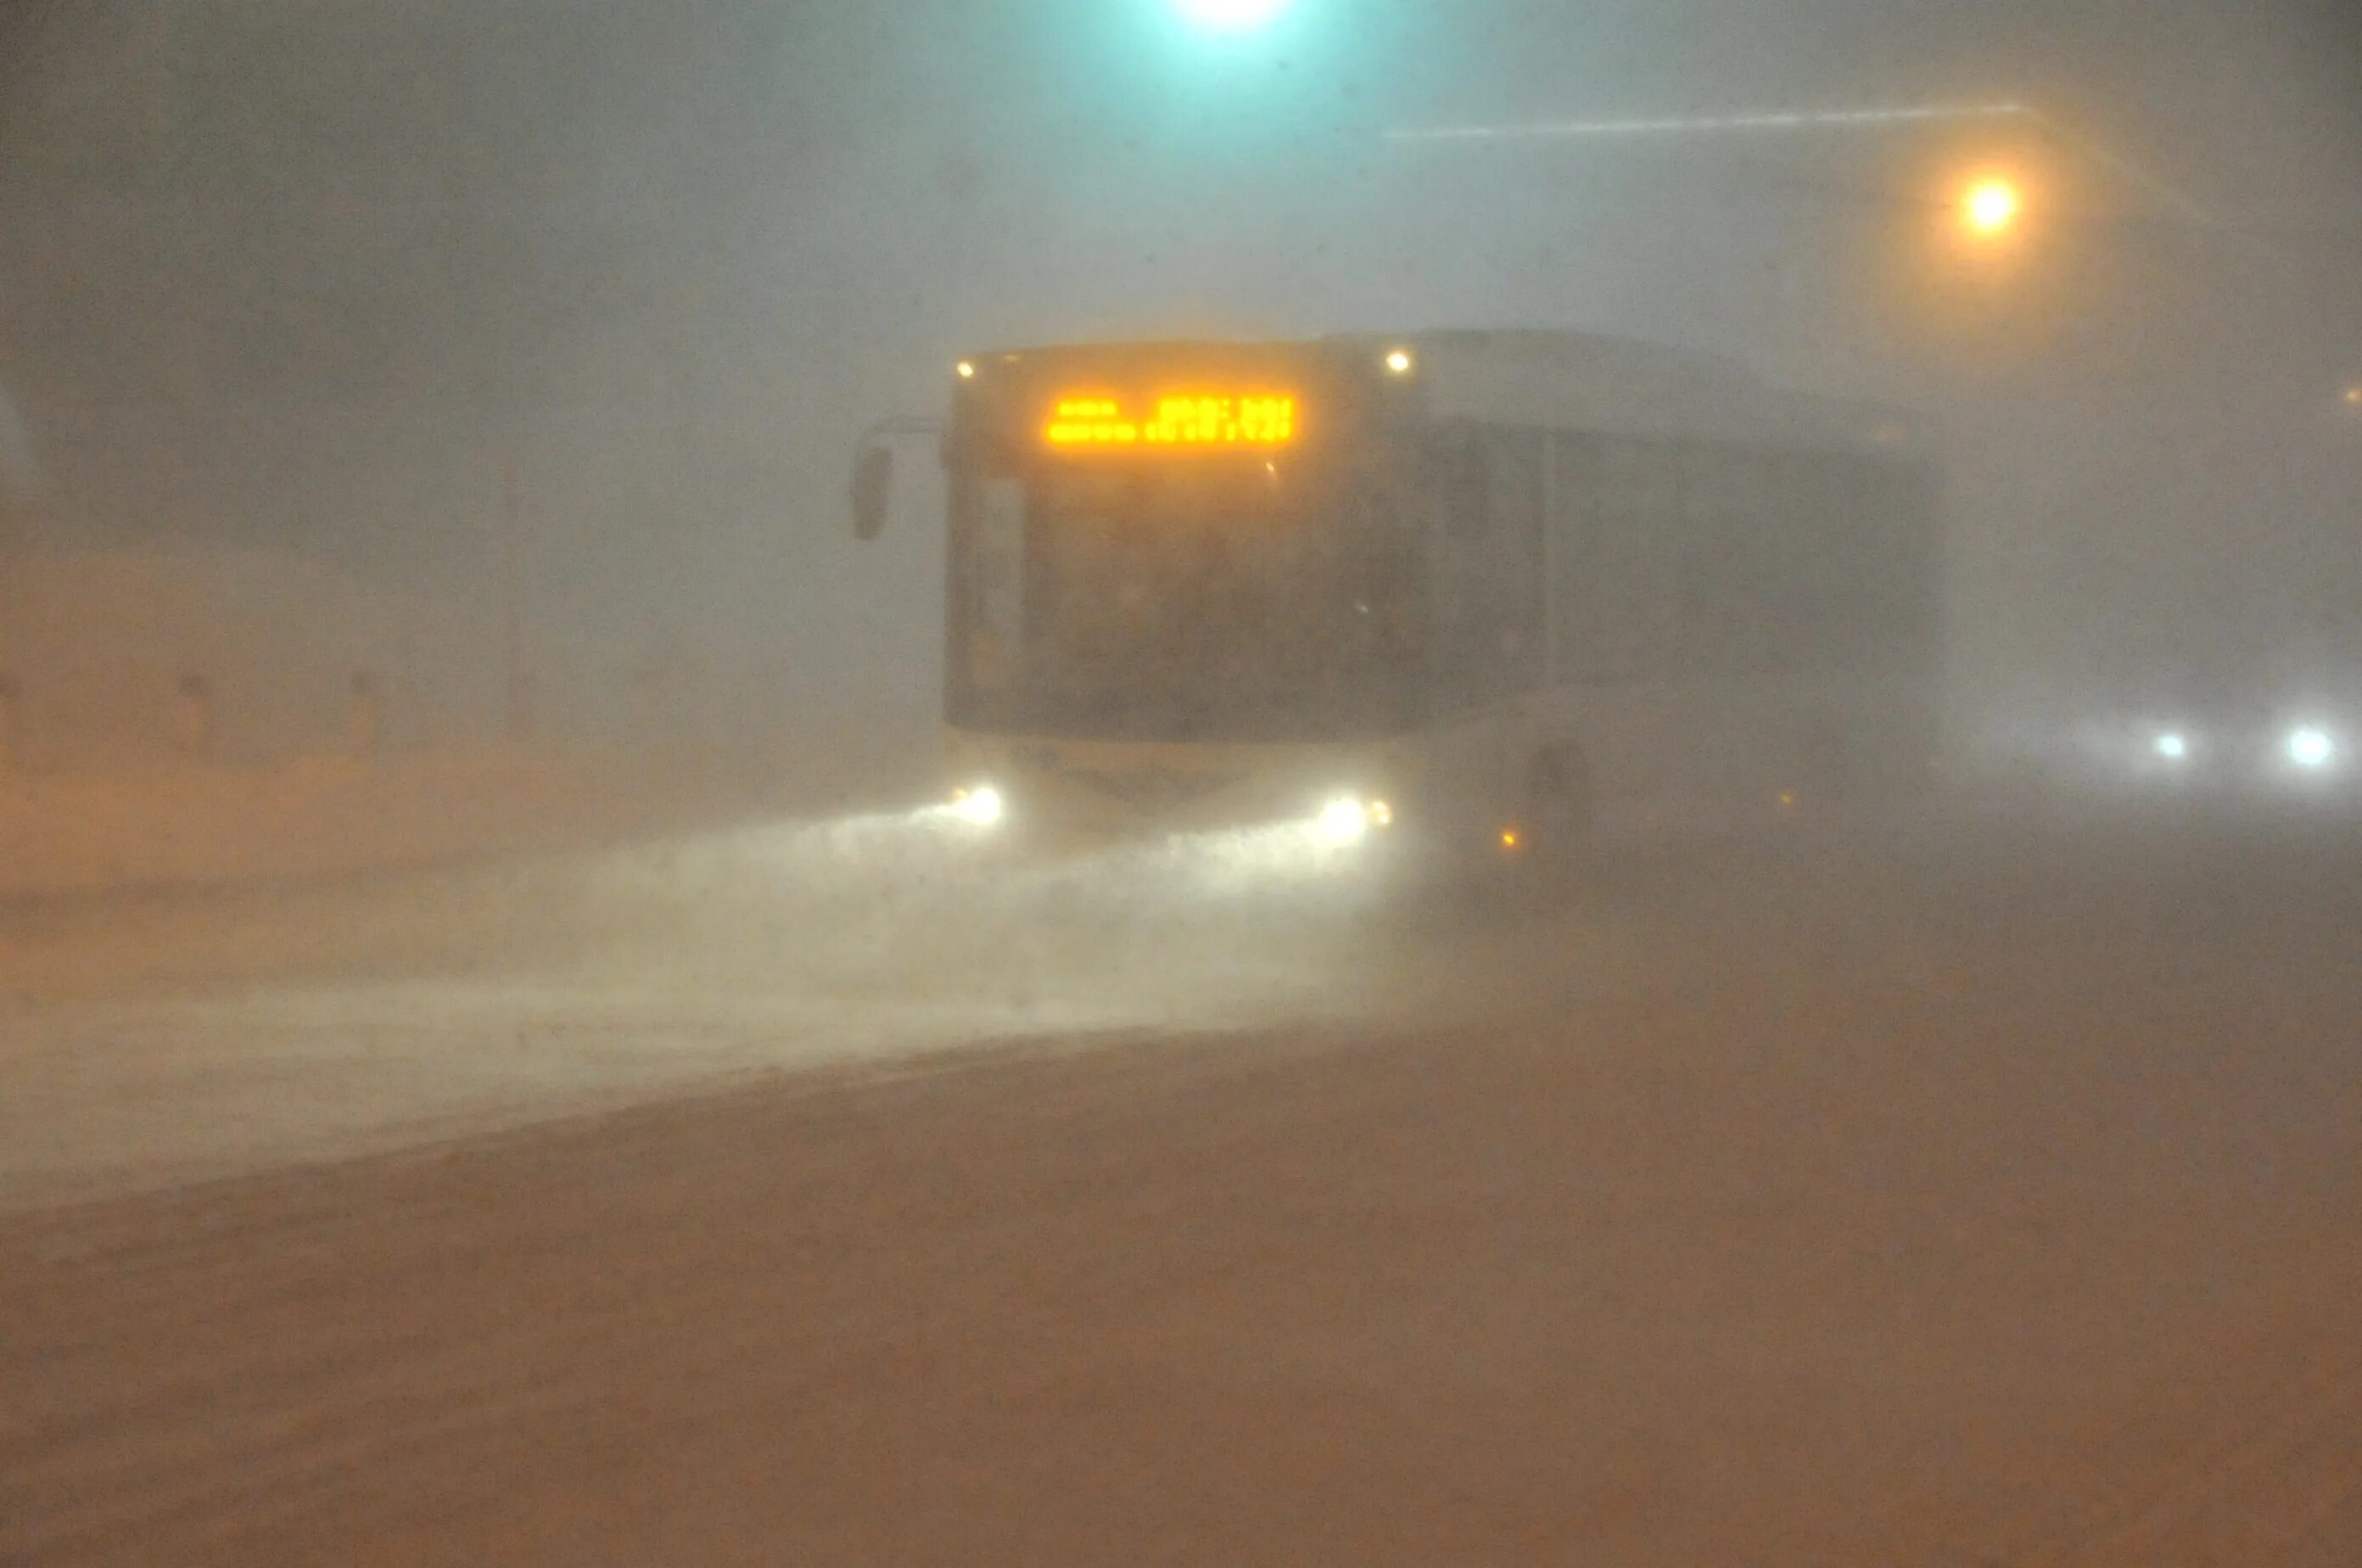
{"left": 1172, "top": 0, "right": 1293, "bottom": 34}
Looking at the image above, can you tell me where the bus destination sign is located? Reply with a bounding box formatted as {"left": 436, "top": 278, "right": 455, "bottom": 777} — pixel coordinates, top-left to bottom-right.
{"left": 1043, "top": 392, "right": 1298, "bottom": 451}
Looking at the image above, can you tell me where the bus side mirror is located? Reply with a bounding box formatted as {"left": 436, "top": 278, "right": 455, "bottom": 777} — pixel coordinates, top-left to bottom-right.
{"left": 852, "top": 445, "right": 893, "bottom": 541}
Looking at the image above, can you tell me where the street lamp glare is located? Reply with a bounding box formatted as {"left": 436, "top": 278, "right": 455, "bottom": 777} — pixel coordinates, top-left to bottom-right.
{"left": 1962, "top": 177, "right": 2022, "bottom": 236}
{"left": 1173, "top": 0, "right": 1292, "bottom": 33}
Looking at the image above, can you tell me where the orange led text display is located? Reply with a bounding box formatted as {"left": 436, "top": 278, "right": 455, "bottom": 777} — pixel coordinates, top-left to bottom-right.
{"left": 1044, "top": 393, "right": 1299, "bottom": 451}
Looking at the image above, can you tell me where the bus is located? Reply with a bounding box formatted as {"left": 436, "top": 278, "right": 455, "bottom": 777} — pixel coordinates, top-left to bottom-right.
{"left": 854, "top": 329, "right": 1942, "bottom": 868}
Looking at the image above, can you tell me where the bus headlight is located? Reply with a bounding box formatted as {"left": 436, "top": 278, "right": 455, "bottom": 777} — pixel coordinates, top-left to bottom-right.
{"left": 1318, "top": 796, "right": 1369, "bottom": 843}
{"left": 1316, "top": 794, "right": 1392, "bottom": 844}
{"left": 952, "top": 785, "right": 1007, "bottom": 826}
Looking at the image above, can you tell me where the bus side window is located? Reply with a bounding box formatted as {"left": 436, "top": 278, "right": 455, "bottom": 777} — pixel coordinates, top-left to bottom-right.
{"left": 1426, "top": 433, "right": 1480, "bottom": 706}
{"left": 967, "top": 477, "right": 1027, "bottom": 692}
{"left": 1548, "top": 433, "right": 1600, "bottom": 683}
{"left": 1426, "top": 427, "right": 1483, "bottom": 540}
{"left": 1486, "top": 428, "right": 1545, "bottom": 688}
{"left": 1346, "top": 480, "right": 1428, "bottom": 725}
{"left": 1430, "top": 426, "right": 1544, "bottom": 708}
{"left": 1589, "top": 438, "right": 1682, "bottom": 682}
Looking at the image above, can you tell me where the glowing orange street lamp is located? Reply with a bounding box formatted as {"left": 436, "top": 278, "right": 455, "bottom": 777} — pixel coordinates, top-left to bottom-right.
{"left": 1960, "top": 176, "right": 2023, "bottom": 238}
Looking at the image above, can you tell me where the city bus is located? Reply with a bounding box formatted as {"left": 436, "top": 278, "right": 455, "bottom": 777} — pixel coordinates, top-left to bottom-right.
{"left": 854, "top": 330, "right": 1942, "bottom": 870}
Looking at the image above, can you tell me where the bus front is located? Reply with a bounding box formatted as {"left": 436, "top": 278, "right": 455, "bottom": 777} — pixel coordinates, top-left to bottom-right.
{"left": 938, "top": 342, "right": 1425, "bottom": 847}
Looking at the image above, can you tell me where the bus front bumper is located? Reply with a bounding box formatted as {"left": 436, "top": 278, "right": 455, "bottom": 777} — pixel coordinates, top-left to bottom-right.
{"left": 937, "top": 729, "right": 1412, "bottom": 860}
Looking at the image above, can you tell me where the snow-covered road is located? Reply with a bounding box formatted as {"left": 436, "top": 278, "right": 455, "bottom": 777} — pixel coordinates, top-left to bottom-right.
{"left": 3, "top": 804, "right": 2359, "bottom": 1563}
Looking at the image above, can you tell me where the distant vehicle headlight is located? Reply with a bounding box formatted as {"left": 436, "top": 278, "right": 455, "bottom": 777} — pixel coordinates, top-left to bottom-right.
{"left": 952, "top": 785, "right": 1006, "bottom": 826}
{"left": 2153, "top": 731, "right": 2190, "bottom": 762}
{"left": 2286, "top": 727, "right": 2337, "bottom": 771}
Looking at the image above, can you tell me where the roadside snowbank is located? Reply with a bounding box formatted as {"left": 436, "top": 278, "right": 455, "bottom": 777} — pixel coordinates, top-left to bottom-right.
{"left": 0, "top": 731, "right": 931, "bottom": 899}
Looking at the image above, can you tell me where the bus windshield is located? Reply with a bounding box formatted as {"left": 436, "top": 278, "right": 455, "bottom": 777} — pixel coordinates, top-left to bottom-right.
{"left": 951, "top": 462, "right": 1420, "bottom": 743}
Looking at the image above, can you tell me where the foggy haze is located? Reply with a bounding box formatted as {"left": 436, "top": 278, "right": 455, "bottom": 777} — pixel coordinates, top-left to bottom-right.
{"left": 1, "top": 0, "right": 2357, "bottom": 753}
{"left": 8, "top": 8, "right": 2362, "bottom": 1561}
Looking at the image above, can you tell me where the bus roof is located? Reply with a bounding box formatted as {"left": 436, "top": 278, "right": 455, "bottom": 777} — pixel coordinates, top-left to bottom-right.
{"left": 1331, "top": 328, "right": 1933, "bottom": 459}
{"left": 962, "top": 330, "right": 1934, "bottom": 461}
